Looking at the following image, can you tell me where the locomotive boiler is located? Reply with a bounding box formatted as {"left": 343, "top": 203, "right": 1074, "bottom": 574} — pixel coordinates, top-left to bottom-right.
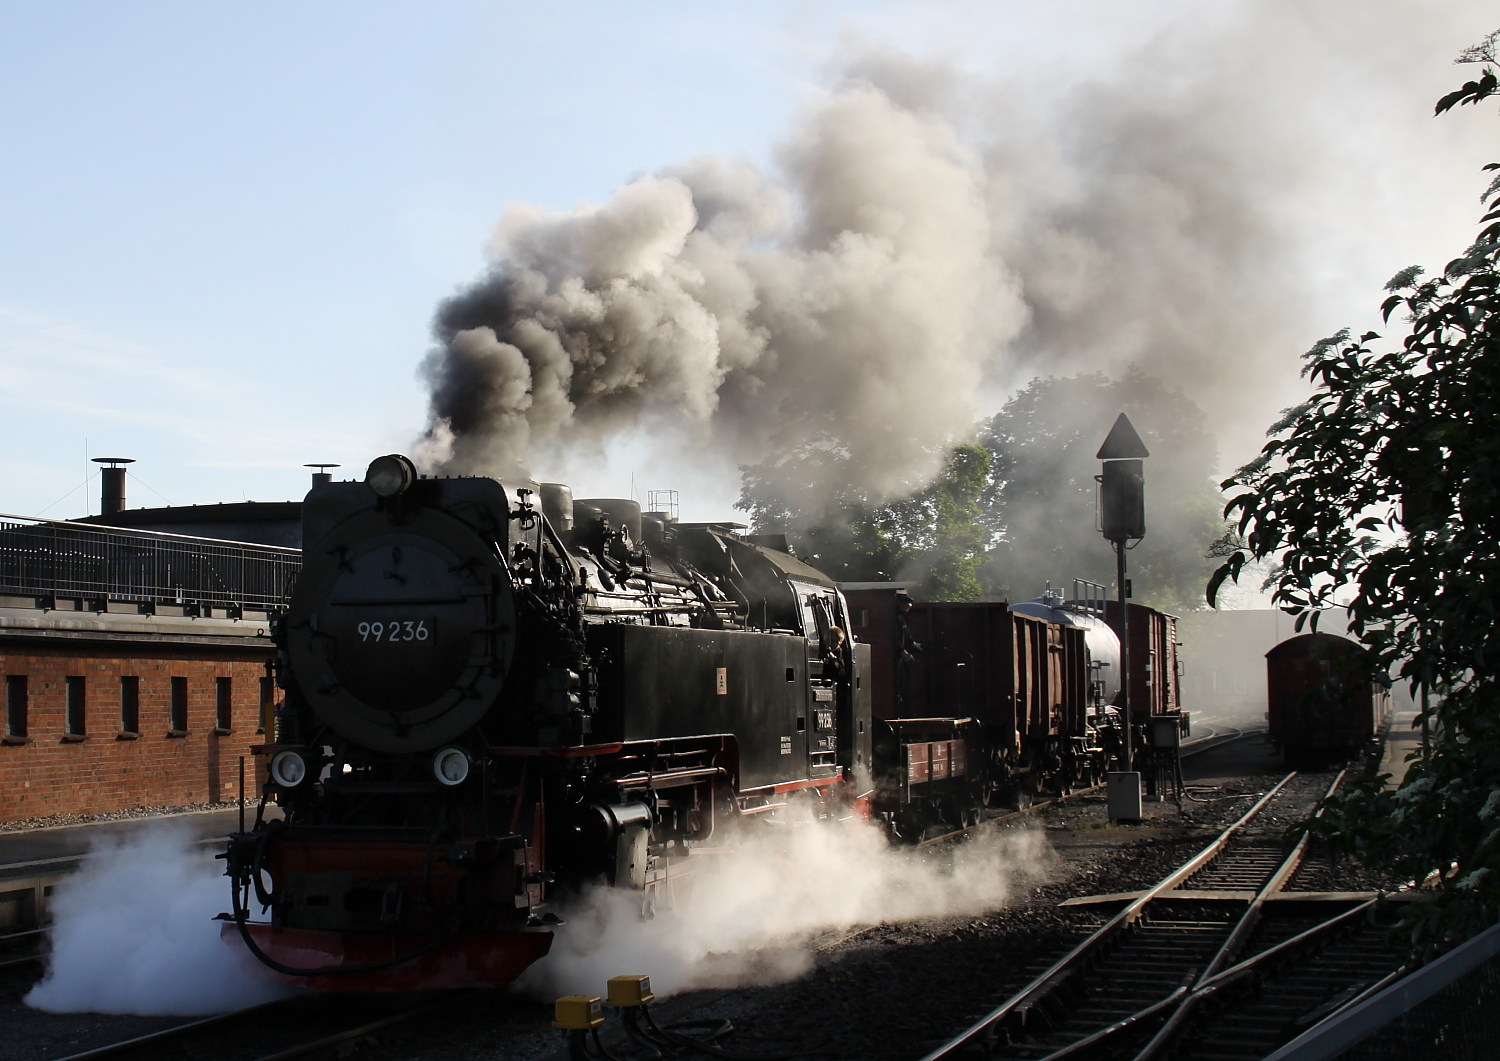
{"left": 223, "top": 455, "right": 870, "bottom": 990}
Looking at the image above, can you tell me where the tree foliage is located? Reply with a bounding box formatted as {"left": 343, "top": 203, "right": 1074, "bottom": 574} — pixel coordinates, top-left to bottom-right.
{"left": 909, "top": 444, "right": 991, "bottom": 601}
{"left": 738, "top": 370, "right": 1225, "bottom": 609}
{"left": 1209, "top": 42, "right": 1500, "bottom": 958}
{"left": 736, "top": 442, "right": 993, "bottom": 600}
{"left": 980, "top": 371, "right": 1225, "bottom": 612}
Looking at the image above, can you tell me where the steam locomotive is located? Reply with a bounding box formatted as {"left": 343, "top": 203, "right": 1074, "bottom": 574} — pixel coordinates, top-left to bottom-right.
{"left": 224, "top": 455, "right": 870, "bottom": 990}
{"left": 223, "top": 455, "right": 1182, "bottom": 991}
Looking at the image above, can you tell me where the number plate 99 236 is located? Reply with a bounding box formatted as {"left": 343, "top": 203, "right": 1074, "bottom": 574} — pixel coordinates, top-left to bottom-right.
{"left": 356, "top": 619, "right": 433, "bottom": 643}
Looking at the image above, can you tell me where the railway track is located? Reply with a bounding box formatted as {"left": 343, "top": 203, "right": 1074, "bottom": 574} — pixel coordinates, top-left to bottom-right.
{"left": 1178, "top": 724, "right": 1258, "bottom": 760}
{"left": 917, "top": 725, "right": 1259, "bottom": 849}
{"left": 918, "top": 771, "right": 1406, "bottom": 1061}
{"left": 44, "top": 992, "right": 480, "bottom": 1061}
{"left": 0, "top": 925, "right": 47, "bottom": 971}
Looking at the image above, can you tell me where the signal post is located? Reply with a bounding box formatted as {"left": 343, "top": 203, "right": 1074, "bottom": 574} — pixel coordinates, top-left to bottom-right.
{"left": 1097, "top": 414, "right": 1148, "bottom": 822}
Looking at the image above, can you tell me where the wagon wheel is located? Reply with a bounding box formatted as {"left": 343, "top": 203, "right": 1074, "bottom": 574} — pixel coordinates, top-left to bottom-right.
{"left": 961, "top": 776, "right": 983, "bottom": 826}
{"left": 1010, "top": 771, "right": 1044, "bottom": 810}
{"left": 981, "top": 764, "right": 1007, "bottom": 808}
{"left": 894, "top": 806, "right": 928, "bottom": 843}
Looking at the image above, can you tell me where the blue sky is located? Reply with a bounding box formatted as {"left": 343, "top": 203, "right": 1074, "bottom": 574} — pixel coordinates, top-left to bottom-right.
{"left": 0, "top": 1, "right": 1494, "bottom": 521}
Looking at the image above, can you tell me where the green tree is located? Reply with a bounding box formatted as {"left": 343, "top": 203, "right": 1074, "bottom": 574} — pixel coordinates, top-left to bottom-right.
{"left": 1209, "top": 36, "right": 1500, "bottom": 957}
{"left": 734, "top": 442, "right": 909, "bottom": 583}
{"left": 736, "top": 442, "right": 993, "bottom": 600}
{"left": 980, "top": 370, "right": 1225, "bottom": 612}
{"left": 897, "top": 444, "right": 992, "bottom": 601}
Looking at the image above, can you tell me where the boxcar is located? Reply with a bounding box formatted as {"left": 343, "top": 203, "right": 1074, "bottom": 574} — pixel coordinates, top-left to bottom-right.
{"left": 844, "top": 588, "right": 1096, "bottom": 830}
{"left": 1104, "top": 601, "right": 1182, "bottom": 722}
{"left": 1266, "top": 632, "right": 1389, "bottom": 760}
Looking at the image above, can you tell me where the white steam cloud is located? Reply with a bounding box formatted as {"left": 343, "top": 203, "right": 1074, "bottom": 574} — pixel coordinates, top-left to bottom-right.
{"left": 25, "top": 829, "right": 289, "bottom": 1016}
{"left": 522, "top": 816, "right": 1051, "bottom": 999}
{"left": 418, "top": 1, "right": 1497, "bottom": 509}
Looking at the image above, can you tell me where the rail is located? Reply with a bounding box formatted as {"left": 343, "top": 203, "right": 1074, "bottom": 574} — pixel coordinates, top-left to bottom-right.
{"left": 918, "top": 773, "right": 1298, "bottom": 1059}
{"left": 914, "top": 726, "right": 1254, "bottom": 850}
{"left": 45, "top": 992, "right": 471, "bottom": 1061}
{"left": 1262, "top": 918, "right": 1500, "bottom": 1061}
{"left": 918, "top": 771, "right": 1403, "bottom": 1061}
{"left": 1129, "top": 772, "right": 1348, "bottom": 1060}
{"left": 47, "top": 998, "right": 294, "bottom": 1061}
{"left": 0, "top": 513, "right": 299, "bottom": 610}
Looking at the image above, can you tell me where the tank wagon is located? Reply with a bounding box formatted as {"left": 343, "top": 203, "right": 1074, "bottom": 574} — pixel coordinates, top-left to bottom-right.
{"left": 1266, "top": 632, "right": 1389, "bottom": 762}
{"left": 224, "top": 455, "right": 871, "bottom": 991}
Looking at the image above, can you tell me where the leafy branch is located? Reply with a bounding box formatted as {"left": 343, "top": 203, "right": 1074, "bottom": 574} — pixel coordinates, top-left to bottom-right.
{"left": 1209, "top": 30, "right": 1500, "bottom": 958}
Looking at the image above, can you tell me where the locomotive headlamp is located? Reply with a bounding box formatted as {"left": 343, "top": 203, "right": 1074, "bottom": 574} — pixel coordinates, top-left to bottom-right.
{"left": 269, "top": 749, "right": 310, "bottom": 788}
{"left": 433, "top": 746, "right": 471, "bottom": 786}
{"left": 365, "top": 453, "right": 417, "bottom": 498}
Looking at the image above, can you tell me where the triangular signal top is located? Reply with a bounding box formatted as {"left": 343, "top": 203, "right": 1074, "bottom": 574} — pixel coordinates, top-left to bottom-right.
{"left": 1096, "top": 413, "right": 1150, "bottom": 460}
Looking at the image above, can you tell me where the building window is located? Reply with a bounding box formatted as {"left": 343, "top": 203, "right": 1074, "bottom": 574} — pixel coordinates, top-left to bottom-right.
{"left": 119, "top": 676, "right": 140, "bottom": 735}
{"left": 170, "top": 677, "right": 188, "bottom": 733}
{"left": 5, "top": 676, "right": 27, "bottom": 740}
{"left": 258, "top": 676, "right": 274, "bottom": 735}
{"left": 215, "top": 677, "right": 232, "bottom": 732}
{"left": 65, "top": 676, "right": 86, "bottom": 738}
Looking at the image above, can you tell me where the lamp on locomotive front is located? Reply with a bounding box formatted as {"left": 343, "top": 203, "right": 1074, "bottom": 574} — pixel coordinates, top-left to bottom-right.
{"left": 366, "top": 453, "right": 417, "bottom": 497}
{"left": 1096, "top": 413, "right": 1148, "bottom": 822}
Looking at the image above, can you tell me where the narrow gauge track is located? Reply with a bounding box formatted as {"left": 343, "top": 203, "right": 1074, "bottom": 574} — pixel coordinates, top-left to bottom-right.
{"left": 1178, "top": 725, "right": 1257, "bottom": 760}
{"left": 0, "top": 926, "right": 47, "bottom": 971}
{"left": 919, "top": 771, "right": 1404, "bottom": 1061}
{"left": 43, "top": 992, "right": 483, "bottom": 1061}
{"left": 917, "top": 725, "right": 1257, "bottom": 850}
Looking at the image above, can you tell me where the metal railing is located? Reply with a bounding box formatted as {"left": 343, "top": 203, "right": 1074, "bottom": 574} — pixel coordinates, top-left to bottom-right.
{"left": 0, "top": 513, "right": 300, "bottom": 610}
{"left": 1068, "top": 577, "right": 1109, "bottom": 616}
{"left": 1265, "top": 918, "right": 1500, "bottom": 1061}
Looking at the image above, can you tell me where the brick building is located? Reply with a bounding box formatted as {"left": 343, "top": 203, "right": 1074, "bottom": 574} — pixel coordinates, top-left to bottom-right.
{"left": 0, "top": 515, "right": 299, "bottom": 822}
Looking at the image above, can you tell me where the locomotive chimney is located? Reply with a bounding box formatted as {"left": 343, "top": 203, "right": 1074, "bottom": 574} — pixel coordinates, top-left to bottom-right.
{"left": 305, "top": 463, "right": 340, "bottom": 488}
{"left": 91, "top": 457, "right": 135, "bottom": 515}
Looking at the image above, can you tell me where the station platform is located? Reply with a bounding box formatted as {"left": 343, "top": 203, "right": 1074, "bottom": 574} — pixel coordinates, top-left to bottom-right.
{"left": 1379, "top": 707, "right": 1423, "bottom": 789}
{"left": 0, "top": 806, "right": 245, "bottom": 877}
{"left": 0, "top": 806, "right": 254, "bottom": 929}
